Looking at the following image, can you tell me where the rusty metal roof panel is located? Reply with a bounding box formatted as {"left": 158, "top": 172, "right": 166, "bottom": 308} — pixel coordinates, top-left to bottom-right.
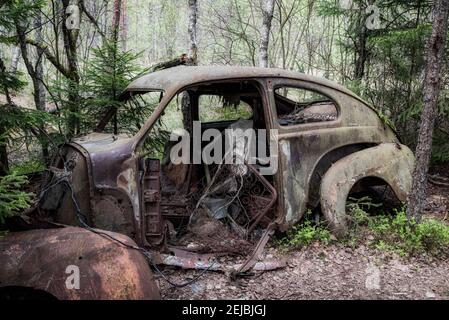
{"left": 124, "top": 66, "right": 362, "bottom": 100}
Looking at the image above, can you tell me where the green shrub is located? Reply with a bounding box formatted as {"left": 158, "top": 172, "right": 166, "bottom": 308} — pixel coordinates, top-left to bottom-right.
{"left": 277, "top": 199, "right": 449, "bottom": 257}
{"left": 277, "top": 211, "right": 331, "bottom": 249}
{"left": 0, "top": 172, "right": 33, "bottom": 223}
{"left": 10, "top": 158, "right": 45, "bottom": 175}
{"left": 353, "top": 204, "right": 449, "bottom": 256}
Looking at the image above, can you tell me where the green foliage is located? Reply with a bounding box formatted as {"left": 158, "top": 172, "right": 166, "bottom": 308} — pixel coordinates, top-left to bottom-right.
{"left": 0, "top": 0, "right": 44, "bottom": 30}
{"left": 10, "top": 157, "right": 45, "bottom": 175}
{"left": 277, "top": 211, "right": 332, "bottom": 249}
{"left": 0, "top": 172, "right": 33, "bottom": 223}
{"left": 376, "top": 109, "right": 396, "bottom": 130}
{"left": 279, "top": 198, "right": 449, "bottom": 257}
{"left": 0, "top": 103, "right": 59, "bottom": 157}
{"left": 343, "top": 196, "right": 382, "bottom": 246}
{"left": 0, "top": 69, "right": 26, "bottom": 95}
{"left": 45, "top": 41, "right": 149, "bottom": 137}
{"left": 432, "top": 130, "right": 449, "bottom": 164}
{"left": 368, "top": 210, "right": 449, "bottom": 256}
{"left": 346, "top": 200, "right": 449, "bottom": 256}
{"left": 317, "top": 0, "right": 440, "bottom": 150}
{"left": 0, "top": 104, "right": 54, "bottom": 136}
{"left": 347, "top": 196, "right": 382, "bottom": 224}
{"left": 81, "top": 42, "right": 148, "bottom": 134}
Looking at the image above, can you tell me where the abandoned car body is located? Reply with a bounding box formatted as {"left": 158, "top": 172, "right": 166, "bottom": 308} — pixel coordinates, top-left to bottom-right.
{"left": 0, "top": 66, "right": 415, "bottom": 299}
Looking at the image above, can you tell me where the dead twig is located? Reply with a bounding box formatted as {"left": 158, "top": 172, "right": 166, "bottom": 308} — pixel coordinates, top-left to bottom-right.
{"left": 429, "top": 175, "right": 449, "bottom": 188}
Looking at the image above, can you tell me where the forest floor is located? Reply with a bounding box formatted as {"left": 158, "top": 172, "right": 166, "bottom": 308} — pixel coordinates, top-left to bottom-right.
{"left": 158, "top": 175, "right": 449, "bottom": 300}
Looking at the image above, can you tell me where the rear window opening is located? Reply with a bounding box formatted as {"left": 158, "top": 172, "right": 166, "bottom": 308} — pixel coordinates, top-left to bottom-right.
{"left": 274, "top": 86, "right": 338, "bottom": 126}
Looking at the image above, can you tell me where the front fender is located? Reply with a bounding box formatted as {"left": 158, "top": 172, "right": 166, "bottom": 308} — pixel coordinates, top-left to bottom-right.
{"left": 320, "top": 143, "right": 414, "bottom": 237}
{"left": 0, "top": 226, "right": 160, "bottom": 300}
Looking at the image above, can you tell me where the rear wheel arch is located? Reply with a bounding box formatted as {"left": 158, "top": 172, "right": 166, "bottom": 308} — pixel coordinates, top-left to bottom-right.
{"left": 307, "top": 143, "right": 377, "bottom": 208}
{"left": 319, "top": 143, "right": 414, "bottom": 237}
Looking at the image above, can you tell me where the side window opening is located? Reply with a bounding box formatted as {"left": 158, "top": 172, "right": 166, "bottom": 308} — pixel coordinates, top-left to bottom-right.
{"left": 198, "top": 94, "right": 253, "bottom": 123}
{"left": 274, "top": 86, "right": 338, "bottom": 126}
{"left": 194, "top": 82, "right": 267, "bottom": 169}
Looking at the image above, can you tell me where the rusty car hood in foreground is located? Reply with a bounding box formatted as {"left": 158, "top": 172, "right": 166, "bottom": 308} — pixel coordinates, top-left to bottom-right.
{"left": 0, "top": 226, "right": 160, "bottom": 300}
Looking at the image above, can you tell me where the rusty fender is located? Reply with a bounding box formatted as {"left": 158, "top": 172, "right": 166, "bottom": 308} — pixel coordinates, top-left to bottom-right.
{"left": 0, "top": 226, "right": 160, "bottom": 300}
{"left": 320, "top": 143, "right": 415, "bottom": 237}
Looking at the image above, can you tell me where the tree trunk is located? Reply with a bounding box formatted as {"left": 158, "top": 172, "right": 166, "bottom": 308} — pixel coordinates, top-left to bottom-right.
{"left": 110, "top": 0, "right": 123, "bottom": 134}
{"left": 187, "top": 0, "right": 198, "bottom": 63}
{"left": 120, "top": 0, "right": 128, "bottom": 51}
{"left": 9, "top": 45, "right": 21, "bottom": 75}
{"left": 34, "top": 13, "right": 46, "bottom": 113}
{"left": 0, "top": 57, "right": 10, "bottom": 176}
{"left": 354, "top": 27, "right": 367, "bottom": 80}
{"left": 354, "top": 12, "right": 368, "bottom": 80}
{"left": 406, "top": 0, "right": 449, "bottom": 221}
{"left": 259, "top": 0, "right": 275, "bottom": 68}
{"left": 182, "top": 0, "right": 199, "bottom": 132}
{"left": 34, "top": 12, "right": 49, "bottom": 164}
{"left": 62, "top": 0, "right": 81, "bottom": 137}
{"left": 111, "top": 0, "right": 122, "bottom": 46}
{"left": 0, "top": 134, "right": 8, "bottom": 176}
{"left": 15, "top": 14, "right": 50, "bottom": 164}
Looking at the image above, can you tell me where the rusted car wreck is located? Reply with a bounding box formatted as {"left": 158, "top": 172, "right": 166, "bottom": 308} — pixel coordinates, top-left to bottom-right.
{"left": 0, "top": 66, "right": 414, "bottom": 299}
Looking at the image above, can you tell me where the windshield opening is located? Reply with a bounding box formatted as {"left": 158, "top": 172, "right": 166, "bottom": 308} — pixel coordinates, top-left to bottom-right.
{"left": 96, "top": 90, "right": 164, "bottom": 136}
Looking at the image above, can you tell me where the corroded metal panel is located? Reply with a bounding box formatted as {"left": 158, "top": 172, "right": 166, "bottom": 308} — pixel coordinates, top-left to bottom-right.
{"left": 0, "top": 227, "right": 160, "bottom": 300}
{"left": 320, "top": 143, "right": 415, "bottom": 237}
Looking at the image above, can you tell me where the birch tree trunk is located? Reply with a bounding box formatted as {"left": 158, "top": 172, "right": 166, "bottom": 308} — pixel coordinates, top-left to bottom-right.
{"left": 9, "top": 46, "right": 21, "bottom": 75}
{"left": 120, "top": 0, "right": 128, "bottom": 51}
{"left": 187, "top": 0, "right": 198, "bottom": 64}
{"left": 182, "top": 0, "right": 199, "bottom": 132}
{"left": 259, "top": 0, "right": 275, "bottom": 68}
{"left": 406, "top": 0, "right": 449, "bottom": 221}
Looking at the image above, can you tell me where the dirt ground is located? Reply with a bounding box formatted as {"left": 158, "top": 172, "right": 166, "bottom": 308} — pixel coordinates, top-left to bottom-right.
{"left": 157, "top": 182, "right": 449, "bottom": 300}
{"left": 158, "top": 244, "right": 449, "bottom": 300}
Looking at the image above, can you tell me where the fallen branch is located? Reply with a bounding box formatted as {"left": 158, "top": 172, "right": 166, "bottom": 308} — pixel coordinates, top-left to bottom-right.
{"left": 428, "top": 174, "right": 449, "bottom": 187}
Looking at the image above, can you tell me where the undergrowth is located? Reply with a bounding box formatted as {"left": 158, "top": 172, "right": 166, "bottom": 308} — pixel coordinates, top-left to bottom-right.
{"left": 10, "top": 157, "right": 45, "bottom": 175}
{"left": 276, "top": 210, "right": 331, "bottom": 250}
{"left": 277, "top": 198, "right": 449, "bottom": 257}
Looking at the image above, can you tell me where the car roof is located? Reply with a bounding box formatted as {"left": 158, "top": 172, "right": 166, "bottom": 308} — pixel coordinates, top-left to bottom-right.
{"left": 124, "top": 65, "right": 366, "bottom": 104}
